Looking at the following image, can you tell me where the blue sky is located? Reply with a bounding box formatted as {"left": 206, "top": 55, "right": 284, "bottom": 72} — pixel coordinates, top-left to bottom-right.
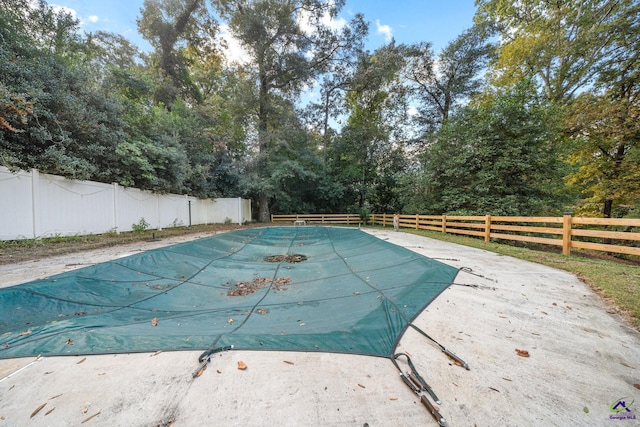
{"left": 50, "top": 0, "right": 478, "bottom": 53}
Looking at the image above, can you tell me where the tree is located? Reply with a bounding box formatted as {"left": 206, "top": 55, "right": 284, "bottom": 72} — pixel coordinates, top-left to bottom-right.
{"left": 138, "top": 0, "right": 218, "bottom": 105}
{"left": 475, "top": 0, "right": 637, "bottom": 103}
{"left": 563, "top": 5, "right": 640, "bottom": 217}
{"left": 213, "top": 0, "right": 363, "bottom": 221}
{"left": 0, "top": 0, "right": 128, "bottom": 180}
{"left": 303, "top": 13, "right": 368, "bottom": 167}
{"left": 330, "top": 43, "right": 408, "bottom": 212}
{"left": 402, "top": 25, "right": 494, "bottom": 131}
{"left": 422, "top": 81, "right": 568, "bottom": 215}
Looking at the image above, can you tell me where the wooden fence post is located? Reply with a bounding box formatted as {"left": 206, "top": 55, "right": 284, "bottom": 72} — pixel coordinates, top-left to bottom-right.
{"left": 441, "top": 214, "right": 447, "bottom": 234}
{"left": 562, "top": 212, "right": 572, "bottom": 256}
{"left": 415, "top": 214, "right": 419, "bottom": 229}
{"left": 484, "top": 214, "right": 491, "bottom": 243}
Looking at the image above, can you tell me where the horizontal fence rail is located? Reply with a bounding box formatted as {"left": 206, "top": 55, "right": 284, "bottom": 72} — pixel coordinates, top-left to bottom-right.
{"left": 271, "top": 213, "right": 640, "bottom": 257}
{"left": 271, "top": 213, "right": 361, "bottom": 225}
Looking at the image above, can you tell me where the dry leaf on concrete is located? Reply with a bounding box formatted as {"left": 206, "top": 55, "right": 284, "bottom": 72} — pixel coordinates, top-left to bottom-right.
{"left": 30, "top": 403, "right": 46, "bottom": 418}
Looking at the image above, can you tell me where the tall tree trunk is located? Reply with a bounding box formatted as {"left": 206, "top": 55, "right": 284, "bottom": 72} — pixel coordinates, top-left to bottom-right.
{"left": 258, "top": 193, "right": 270, "bottom": 222}
{"left": 603, "top": 199, "right": 613, "bottom": 218}
{"left": 257, "top": 71, "right": 270, "bottom": 222}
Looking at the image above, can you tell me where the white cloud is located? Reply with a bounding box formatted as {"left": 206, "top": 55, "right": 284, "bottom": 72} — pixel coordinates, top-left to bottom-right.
{"left": 376, "top": 19, "right": 393, "bottom": 43}
{"left": 298, "top": 5, "right": 348, "bottom": 35}
{"left": 324, "top": 14, "right": 347, "bottom": 32}
{"left": 51, "top": 4, "right": 101, "bottom": 27}
{"left": 51, "top": 4, "right": 77, "bottom": 19}
{"left": 219, "top": 24, "right": 252, "bottom": 65}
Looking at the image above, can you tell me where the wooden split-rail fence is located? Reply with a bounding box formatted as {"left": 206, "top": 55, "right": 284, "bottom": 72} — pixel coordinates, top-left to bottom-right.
{"left": 271, "top": 213, "right": 640, "bottom": 257}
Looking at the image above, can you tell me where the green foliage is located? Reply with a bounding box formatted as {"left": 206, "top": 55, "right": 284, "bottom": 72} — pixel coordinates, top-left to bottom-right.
{"left": 421, "top": 81, "right": 568, "bottom": 216}
{"left": 475, "top": 0, "right": 637, "bottom": 103}
{"left": 402, "top": 24, "right": 494, "bottom": 129}
{"left": 2, "top": 0, "right": 637, "bottom": 224}
{"left": 132, "top": 217, "right": 151, "bottom": 233}
{"left": 358, "top": 206, "right": 371, "bottom": 224}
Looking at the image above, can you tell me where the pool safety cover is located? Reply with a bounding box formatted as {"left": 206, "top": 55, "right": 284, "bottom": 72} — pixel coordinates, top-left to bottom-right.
{"left": 0, "top": 227, "right": 459, "bottom": 359}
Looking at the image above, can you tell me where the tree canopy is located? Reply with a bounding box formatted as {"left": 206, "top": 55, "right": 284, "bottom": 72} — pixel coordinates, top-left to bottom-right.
{"left": 1, "top": 0, "right": 638, "bottom": 220}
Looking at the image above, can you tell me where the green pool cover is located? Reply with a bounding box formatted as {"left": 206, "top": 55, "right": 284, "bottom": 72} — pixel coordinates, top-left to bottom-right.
{"left": 0, "top": 227, "right": 459, "bottom": 359}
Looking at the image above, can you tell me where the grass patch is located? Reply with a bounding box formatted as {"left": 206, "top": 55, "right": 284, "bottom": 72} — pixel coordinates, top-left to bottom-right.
{"left": 403, "top": 228, "right": 640, "bottom": 330}
{"left": 0, "top": 223, "right": 260, "bottom": 265}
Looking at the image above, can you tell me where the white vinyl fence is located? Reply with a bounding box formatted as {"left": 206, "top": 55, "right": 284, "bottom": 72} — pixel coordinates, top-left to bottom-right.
{"left": 0, "top": 167, "right": 251, "bottom": 240}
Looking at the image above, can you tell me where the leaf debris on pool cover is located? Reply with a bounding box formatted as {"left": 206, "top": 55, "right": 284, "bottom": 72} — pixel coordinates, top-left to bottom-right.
{"left": 0, "top": 226, "right": 459, "bottom": 359}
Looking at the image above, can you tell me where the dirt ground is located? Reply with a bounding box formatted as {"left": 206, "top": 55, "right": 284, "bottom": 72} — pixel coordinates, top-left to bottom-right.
{"left": 1, "top": 226, "right": 639, "bottom": 426}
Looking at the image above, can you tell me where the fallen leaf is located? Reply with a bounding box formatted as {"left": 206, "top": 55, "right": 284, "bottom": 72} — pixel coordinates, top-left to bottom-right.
{"left": 227, "top": 318, "right": 234, "bottom": 324}
{"left": 20, "top": 330, "right": 32, "bottom": 336}
{"left": 65, "top": 339, "right": 74, "bottom": 345}
{"left": 502, "top": 377, "right": 512, "bottom": 382}
{"left": 283, "top": 360, "right": 294, "bottom": 365}
{"left": 583, "top": 406, "right": 589, "bottom": 413}
{"left": 81, "top": 411, "right": 101, "bottom": 424}
{"left": 515, "top": 349, "right": 530, "bottom": 357}
{"left": 634, "top": 384, "right": 640, "bottom": 390}
{"left": 30, "top": 403, "right": 46, "bottom": 418}
{"left": 566, "top": 306, "right": 572, "bottom": 310}
{"left": 389, "top": 397, "right": 398, "bottom": 401}
{"left": 77, "top": 357, "right": 86, "bottom": 364}
{"left": 193, "top": 364, "right": 207, "bottom": 378}
{"left": 45, "top": 407, "right": 55, "bottom": 416}
{"left": 150, "top": 350, "right": 162, "bottom": 357}
{"left": 82, "top": 408, "right": 88, "bottom": 414}
{"left": 358, "top": 384, "right": 366, "bottom": 388}
{"left": 216, "top": 369, "right": 221, "bottom": 374}
{"left": 49, "top": 394, "right": 63, "bottom": 400}
{"left": 237, "top": 360, "right": 247, "bottom": 370}
{"left": 489, "top": 387, "right": 500, "bottom": 393}
{"left": 151, "top": 318, "right": 158, "bottom": 327}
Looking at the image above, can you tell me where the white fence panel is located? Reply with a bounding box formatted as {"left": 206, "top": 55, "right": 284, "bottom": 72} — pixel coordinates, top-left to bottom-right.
{"left": 241, "top": 199, "right": 252, "bottom": 224}
{"left": 211, "top": 198, "right": 245, "bottom": 224}
{"left": 158, "top": 194, "right": 189, "bottom": 229}
{"left": 0, "top": 166, "right": 252, "bottom": 240}
{"left": 0, "top": 168, "right": 33, "bottom": 240}
{"left": 117, "top": 187, "right": 162, "bottom": 233}
{"left": 190, "top": 197, "right": 214, "bottom": 225}
{"left": 37, "top": 172, "right": 115, "bottom": 237}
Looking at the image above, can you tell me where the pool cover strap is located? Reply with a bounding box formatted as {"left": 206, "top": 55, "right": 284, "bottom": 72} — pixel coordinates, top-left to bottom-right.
{"left": 392, "top": 352, "right": 447, "bottom": 426}
{"left": 409, "top": 324, "right": 470, "bottom": 370}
